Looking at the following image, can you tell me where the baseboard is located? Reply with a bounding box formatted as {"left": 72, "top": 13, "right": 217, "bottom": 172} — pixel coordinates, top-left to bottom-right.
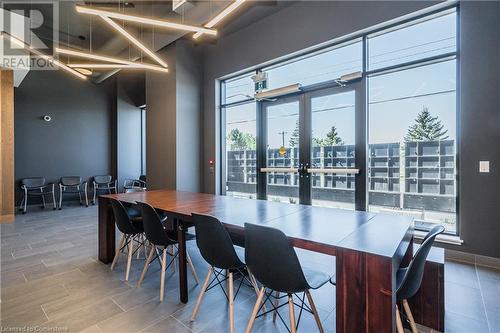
{"left": 0, "top": 214, "right": 14, "bottom": 223}
{"left": 445, "top": 249, "right": 500, "bottom": 269}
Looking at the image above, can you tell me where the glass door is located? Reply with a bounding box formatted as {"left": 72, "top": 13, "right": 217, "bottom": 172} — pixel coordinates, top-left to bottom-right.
{"left": 261, "top": 96, "right": 302, "bottom": 204}
{"left": 259, "top": 85, "right": 363, "bottom": 207}
{"left": 307, "top": 88, "right": 359, "bottom": 209}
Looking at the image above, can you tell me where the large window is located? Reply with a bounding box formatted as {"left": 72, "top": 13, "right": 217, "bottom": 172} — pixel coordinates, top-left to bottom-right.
{"left": 224, "top": 103, "right": 257, "bottom": 198}
{"left": 220, "top": 6, "right": 458, "bottom": 234}
{"left": 367, "top": 9, "right": 457, "bottom": 233}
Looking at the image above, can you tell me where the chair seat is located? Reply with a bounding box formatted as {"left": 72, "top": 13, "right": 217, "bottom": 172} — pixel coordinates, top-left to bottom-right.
{"left": 127, "top": 206, "right": 142, "bottom": 219}
{"left": 303, "top": 267, "right": 331, "bottom": 290}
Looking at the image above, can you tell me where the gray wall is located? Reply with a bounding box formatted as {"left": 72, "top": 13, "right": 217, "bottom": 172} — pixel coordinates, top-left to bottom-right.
{"left": 14, "top": 69, "right": 116, "bottom": 201}
{"left": 201, "top": 1, "right": 500, "bottom": 258}
{"left": 146, "top": 41, "right": 203, "bottom": 192}
{"left": 458, "top": 1, "right": 500, "bottom": 258}
{"left": 146, "top": 44, "right": 177, "bottom": 190}
{"left": 176, "top": 40, "right": 203, "bottom": 192}
{"left": 117, "top": 72, "right": 145, "bottom": 191}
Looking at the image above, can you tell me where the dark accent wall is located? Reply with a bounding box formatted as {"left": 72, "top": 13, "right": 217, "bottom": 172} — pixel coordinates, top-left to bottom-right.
{"left": 14, "top": 69, "right": 116, "bottom": 201}
{"left": 146, "top": 40, "right": 203, "bottom": 192}
{"left": 458, "top": 1, "right": 500, "bottom": 258}
{"left": 201, "top": 1, "right": 500, "bottom": 258}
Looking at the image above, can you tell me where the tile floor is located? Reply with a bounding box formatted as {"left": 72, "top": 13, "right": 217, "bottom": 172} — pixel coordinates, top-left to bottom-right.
{"left": 1, "top": 205, "right": 499, "bottom": 333}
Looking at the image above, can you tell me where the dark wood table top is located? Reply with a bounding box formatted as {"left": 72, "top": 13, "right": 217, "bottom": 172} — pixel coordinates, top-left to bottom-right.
{"left": 102, "top": 190, "right": 413, "bottom": 258}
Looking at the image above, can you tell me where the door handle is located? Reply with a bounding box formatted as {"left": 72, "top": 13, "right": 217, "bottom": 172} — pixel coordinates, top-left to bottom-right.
{"left": 306, "top": 168, "right": 360, "bottom": 174}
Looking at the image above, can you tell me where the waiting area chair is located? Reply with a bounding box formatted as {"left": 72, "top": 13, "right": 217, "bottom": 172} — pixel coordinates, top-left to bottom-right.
{"left": 244, "top": 223, "right": 331, "bottom": 333}
{"left": 58, "top": 176, "right": 88, "bottom": 209}
{"left": 136, "top": 202, "right": 199, "bottom": 302}
{"left": 19, "top": 177, "right": 57, "bottom": 213}
{"left": 190, "top": 214, "right": 262, "bottom": 333}
{"left": 395, "top": 225, "right": 445, "bottom": 333}
{"left": 92, "top": 175, "right": 117, "bottom": 205}
{"left": 110, "top": 199, "right": 146, "bottom": 281}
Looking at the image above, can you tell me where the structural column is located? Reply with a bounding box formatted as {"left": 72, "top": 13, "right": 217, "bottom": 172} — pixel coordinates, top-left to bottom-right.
{"left": 0, "top": 69, "right": 14, "bottom": 222}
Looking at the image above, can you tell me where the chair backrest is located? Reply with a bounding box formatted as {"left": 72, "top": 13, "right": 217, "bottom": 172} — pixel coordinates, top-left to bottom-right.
{"left": 60, "top": 176, "right": 81, "bottom": 186}
{"left": 110, "top": 199, "right": 141, "bottom": 235}
{"left": 245, "top": 223, "right": 308, "bottom": 294}
{"left": 125, "top": 187, "right": 146, "bottom": 193}
{"left": 94, "top": 175, "right": 112, "bottom": 184}
{"left": 191, "top": 213, "right": 244, "bottom": 270}
{"left": 396, "top": 225, "right": 445, "bottom": 300}
{"left": 136, "top": 202, "right": 175, "bottom": 246}
{"left": 21, "top": 177, "right": 46, "bottom": 188}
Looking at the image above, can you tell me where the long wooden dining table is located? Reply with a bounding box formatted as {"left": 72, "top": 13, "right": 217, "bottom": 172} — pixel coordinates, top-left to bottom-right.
{"left": 97, "top": 190, "right": 442, "bottom": 332}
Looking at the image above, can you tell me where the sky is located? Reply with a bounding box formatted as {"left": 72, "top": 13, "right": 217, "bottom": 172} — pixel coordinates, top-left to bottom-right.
{"left": 224, "top": 11, "right": 457, "bottom": 149}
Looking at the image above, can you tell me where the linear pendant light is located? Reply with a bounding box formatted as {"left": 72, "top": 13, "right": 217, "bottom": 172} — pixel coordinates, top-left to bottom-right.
{"left": 1, "top": 31, "right": 87, "bottom": 80}
{"left": 68, "top": 63, "right": 163, "bottom": 69}
{"left": 99, "top": 15, "right": 168, "bottom": 68}
{"left": 55, "top": 48, "right": 169, "bottom": 73}
{"left": 193, "top": 0, "right": 246, "bottom": 40}
{"left": 75, "top": 5, "right": 217, "bottom": 35}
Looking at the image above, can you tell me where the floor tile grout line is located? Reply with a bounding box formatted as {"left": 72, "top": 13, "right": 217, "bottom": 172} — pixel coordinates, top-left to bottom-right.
{"left": 474, "top": 263, "right": 492, "bottom": 333}
{"left": 171, "top": 314, "right": 196, "bottom": 333}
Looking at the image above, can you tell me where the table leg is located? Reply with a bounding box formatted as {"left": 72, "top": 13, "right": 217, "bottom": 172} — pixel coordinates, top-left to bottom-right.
{"left": 177, "top": 219, "right": 188, "bottom": 303}
{"left": 336, "top": 248, "right": 395, "bottom": 332}
{"left": 98, "top": 196, "right": 115, "bottom": 263}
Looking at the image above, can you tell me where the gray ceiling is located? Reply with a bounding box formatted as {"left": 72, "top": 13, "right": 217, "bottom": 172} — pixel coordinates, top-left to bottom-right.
{"left": 49, "top": 0, "right": 293, "bottom": 80}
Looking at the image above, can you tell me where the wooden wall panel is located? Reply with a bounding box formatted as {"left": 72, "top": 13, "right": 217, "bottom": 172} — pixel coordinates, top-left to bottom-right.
{"left": 0, "top": 69, "right": 14, "bottom": 222}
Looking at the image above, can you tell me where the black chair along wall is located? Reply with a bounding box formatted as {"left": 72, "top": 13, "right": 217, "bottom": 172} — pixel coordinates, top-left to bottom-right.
{"left": 19, "top": 177, "right": 57, "bottom": 213}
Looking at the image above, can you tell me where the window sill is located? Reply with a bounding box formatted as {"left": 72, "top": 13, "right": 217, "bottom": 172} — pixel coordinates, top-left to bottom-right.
{"left": 414, "top": 230, "right": 463, "bottom": 246}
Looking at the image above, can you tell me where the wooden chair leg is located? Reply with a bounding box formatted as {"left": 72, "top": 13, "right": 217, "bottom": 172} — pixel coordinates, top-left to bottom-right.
{"left": 125, "top": 236, "right": 134, "bottom": 281}
{"left": 137, "top": 245, "right": 156, "bottom": 287}
{"left": 191, "top": 266, "right": 213, "bottom": 321}
{"left": 288, "top": 294, "right": 297, "bottom": 333}
{"left": 396, "top": 305, "right": 405, "bottom": 333}
{"left": 186, "top": 251, "right": 200, "bottom": 285}
{"left": 403, "top": 299, "right": 419, "bottom": 333}
{"left": 111, "top": 234, "right": 125, "bottom": 270}
{"left": 305, "top": 290, "right": 324, "bottom": 333}
{"left": 245, "top": 287, "right": 265, "bottom": 333}
{"left": 273, "top": 291, "right": 279, "bottom": 322}
{"left": 229, "top": 272, "right": 234, "bottom": 333}
{"left": 159, "top": 247, "right": 167, "bottom": 302}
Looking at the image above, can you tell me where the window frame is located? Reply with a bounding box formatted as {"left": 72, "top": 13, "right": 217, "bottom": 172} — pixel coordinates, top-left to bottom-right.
{"left": 218, "top": 4, "right": 460, "bottom": 235}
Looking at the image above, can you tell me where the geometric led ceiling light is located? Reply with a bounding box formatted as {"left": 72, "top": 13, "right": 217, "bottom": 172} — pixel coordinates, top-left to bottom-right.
{"left": 75, "top": 5, "right": 217, "bottom": 36}
{"left": 55, "top": 47, "right": 169, "bottom": 73}
{"left": 193, "top": 0, "right": 246, "bottom": 40}
{"left": 0, "top": 31, "right": 87, "bottom": 80}
{"left": 99, "top": 15, "right": 168, "bottom": 68}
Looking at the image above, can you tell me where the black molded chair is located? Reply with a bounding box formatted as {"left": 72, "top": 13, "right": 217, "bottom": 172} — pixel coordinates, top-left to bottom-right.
{"left": 123, "top": 175, "right": 146, "bottom": 193}
{"left": 19, "top": 178, "right": 57, "bottom": 213}
{"left": 395, "top": 225, "right": 445, "bottom": 333}
{"left": 190, "top": 214, "right": 262, "bottom": 333}
{"left": 136, "top": 202, "right": 199, "bottom": 302}
{"left": 110, "top": 199, "right": 145, "bottom": 281}
{"left": 244, "top": 223, "right": 330, "bottom": 333}
{"left": 58, "top": 176, "right": 88, "bottom": 209}
{"left": 92, "top": 175, "right": 117, "bottom": 204}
